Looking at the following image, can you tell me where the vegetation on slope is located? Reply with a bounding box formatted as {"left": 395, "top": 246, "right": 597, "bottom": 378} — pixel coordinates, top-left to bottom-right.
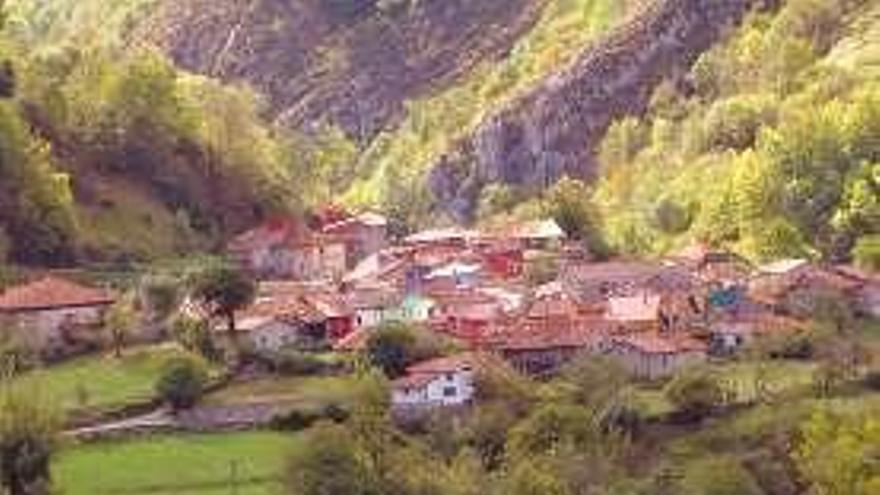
{"left": 0, "top": 1, "right": 348, "bottom": 265}
{"left": 593, "top": 0, "right": 879, "bottom": 263}
{"left": 343, "top": 0, "right": 636, "bottom": 228}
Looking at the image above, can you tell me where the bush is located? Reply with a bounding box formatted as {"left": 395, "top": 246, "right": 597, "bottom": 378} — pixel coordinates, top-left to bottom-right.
{"left": 678, "top": 456, "right": 762, "bottom": 495}
{"left": 863, "top": 369, "right": 880, "bottom": 391}
{"left": 664, "top": 368, "right": 725, "bottom": 422}
{"left": 365, "top": 322, "right": 445, "bottom": 379}
{"left": 270, "top": 409, "right": 322, "bottom": 432}
{"left": 284, "top": 422, "right": 369, "bottom": 495}
{"left": 269, "top": 350, "right": 328, "bottom": 376}
{"left": 852, "top": 235, "right": 880, "bottom": 272}
{"left": 155, "top": 356, "right": 209, "bottom": 411}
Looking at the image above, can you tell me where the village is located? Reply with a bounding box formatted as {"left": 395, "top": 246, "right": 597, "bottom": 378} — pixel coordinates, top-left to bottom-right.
{"left": 1, "top": 208, "right": 877, "bottom": 420}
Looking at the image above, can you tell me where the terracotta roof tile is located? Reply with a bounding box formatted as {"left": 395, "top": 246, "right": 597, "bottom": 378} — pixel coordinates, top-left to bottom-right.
{"left": 0, "top": 276, "right": 115, "bottom": 312}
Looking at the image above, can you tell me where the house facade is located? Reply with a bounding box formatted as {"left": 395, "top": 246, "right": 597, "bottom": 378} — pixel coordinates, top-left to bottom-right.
{"left": 0, "top": 276, "right": 115, "bottom": 358}
{"left": 228, "top": 217, "right": 347, "bottom": 281}
{"left": 322, "top": 212, "right": 388, "bottom": 267}
{"left": 391, "top": 354, "right": 477, "bottom": 409}
{"left": 605, "top": 334, "right": 707, "bottom": 380}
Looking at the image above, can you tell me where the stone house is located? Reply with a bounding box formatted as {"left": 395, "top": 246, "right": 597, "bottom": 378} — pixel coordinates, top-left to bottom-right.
{"left": 0, "top": 276, "right": 115, "bottom": 358}
{"left": 322, "top": 212, "right": 388, "bottom": 267}
{"left": 228, "top": 217, "right": 347, "bottom": 281}
{"left": 604, "top": 333, "right": 707, "bottom": 380}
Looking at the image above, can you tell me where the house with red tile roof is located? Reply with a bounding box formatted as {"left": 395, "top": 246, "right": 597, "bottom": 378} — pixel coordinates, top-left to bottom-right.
{"left": 0, "top": 276, "right": 116, "bottom": 357}
{"left": 391, "top": 353, "right": 479, "bottom": 409}
{"left": 748, "top": 260, "right": 872, "bottom": 315}
{"left": 228, "top": 217, "right": 347, "bottom": 281}
{"left": 488, "top": 317, "right": 610, "bottom": 376}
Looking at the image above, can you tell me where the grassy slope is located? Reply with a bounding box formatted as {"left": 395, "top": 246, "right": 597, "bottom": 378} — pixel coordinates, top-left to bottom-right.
{"left": 204, "top": 375, "right": 361, "bottom": 410}
{"left": 55, "top": 431, "right": 296, "bottom": 495}
{"left": 343, "top": 0, "right": 635, "bottom": 211}
{"left": 16, "top": 344, "right": 203, "bottom": 414}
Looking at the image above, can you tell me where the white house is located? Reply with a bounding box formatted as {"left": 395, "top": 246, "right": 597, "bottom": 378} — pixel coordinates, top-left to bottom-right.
{"left": 392, "top": 354, "right": 477, "bottom": 409}
{"left": 234, "top": 316, "right": 302, "bottom": 353}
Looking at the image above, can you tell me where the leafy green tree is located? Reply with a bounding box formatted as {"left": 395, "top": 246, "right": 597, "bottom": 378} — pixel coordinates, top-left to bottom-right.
{"left": 171, "top": 315, "right": 222, "bottom": 363}
{"left": 852, "top": 235, "right": 880, "bottom": 272}
{"left": 795, "top": 410, "right": 880, "bottom": 495}
{"left": 507, "top": 404, "right": 595, "bottom": 459}
{"left": 664, "top": 368, "right": 724, "bottom": 422}
{"left": 285, "top": 422, "right": 370, "bottom": 495}
{"left": 187, "top": 260, "right": 256, "bottom": 349}
{"left": 103, "top": 292, "right": 137, "bottom": 358}
{"left": 500, "top": 456, "right": 570, "bottom": 495}
{"left": 545, "top": 177, "right": 610, "bottom": 258}
{"left": 0, "top": 383, "right": 61, "bottom": 495}
{"left": 364, "top": 321, "right": 442, "bottom": 379}
{"left": 155, "top": 356, "right": 208, "bottom": 411}
{"left": 140, "top": 274, "right": 181, "bottom": 324}
{"left": 701, "top": 94, "right": 777, "bottom": 152}
{"left": 678, "top": 456, "right": 762, "bottom": 495}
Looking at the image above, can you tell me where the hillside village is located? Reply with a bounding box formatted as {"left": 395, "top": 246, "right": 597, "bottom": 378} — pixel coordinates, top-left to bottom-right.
{"left": 0, "top": 0, "right": 878, "bottom": 493}
{"left": 2, "top": 208, "right": 876, "bottom": 417}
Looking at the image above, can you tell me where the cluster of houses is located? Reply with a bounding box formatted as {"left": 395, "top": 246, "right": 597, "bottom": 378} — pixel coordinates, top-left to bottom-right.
{"left": 1, "top": 208, "right": 877, "bottom": 410}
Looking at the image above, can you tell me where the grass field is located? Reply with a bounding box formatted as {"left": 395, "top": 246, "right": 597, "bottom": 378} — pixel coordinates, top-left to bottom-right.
{"left": 17, "top": 344, "right": 207, "bottom": 413}
{"left": 55, "top": 431, "right": 298, "bottom": 495}
{"left": 204, "top": 375, "right": 362, "bottom": 411}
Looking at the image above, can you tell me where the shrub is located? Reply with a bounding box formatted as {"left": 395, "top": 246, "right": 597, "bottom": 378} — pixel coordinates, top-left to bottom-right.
{"left": 863, "top": 369, "right": 880, "bottom": 391}
{"left": 155, "top": 356, "right": 209, "bottom": 411}
{"left": 271, "top": 409, "right": 322, "bottom": 432}
{"left": 284, "top": 422, "right": 369, "bottom": 495}
{"left": 269, "top": 350, "right": 328, "bottom": 376}
{"left": 678, "top": 456, "right": 762, "bottom": 495}
{"left": 664, "top": 368, "right": 725, "bottom": 422}
{"left": 365, "top": 321, "right": 445, "bottom": 378}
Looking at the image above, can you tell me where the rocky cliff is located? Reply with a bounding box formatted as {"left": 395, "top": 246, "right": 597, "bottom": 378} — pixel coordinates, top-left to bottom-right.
{"left": 428, "top": 0, "right": 765, "bottom": 220}
{"left": 143, "top": 0, "right": 544, "bottom": 142}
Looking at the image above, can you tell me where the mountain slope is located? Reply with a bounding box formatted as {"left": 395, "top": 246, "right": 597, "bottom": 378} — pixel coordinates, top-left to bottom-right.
{"left": 140, "top": 0, "right": 546, "bottom": 142}
{"left": 427, "top": 0, "right": 762, "bottom": 220}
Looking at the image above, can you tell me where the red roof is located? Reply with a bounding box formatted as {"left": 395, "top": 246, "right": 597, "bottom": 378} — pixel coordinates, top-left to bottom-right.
{"left": 489, "top": 317, "right": 609, "bottom": 351}
{"left": 392, "top": 353, "right": 478, "bottom": 390}
{"left": 0, "top": 276, "right": 115, "bottom": 312}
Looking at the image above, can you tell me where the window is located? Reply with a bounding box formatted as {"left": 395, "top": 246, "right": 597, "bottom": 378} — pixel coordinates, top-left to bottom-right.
{"left": 443, "top": 387, "right": 457, "bottom": 397}
{"left": 446, "top": 373, "right": 455, "bottom": 381}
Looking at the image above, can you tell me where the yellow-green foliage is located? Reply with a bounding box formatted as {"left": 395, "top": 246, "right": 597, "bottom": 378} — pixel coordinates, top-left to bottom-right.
{"left": 343, "top": 0, "right": 635, "bottom": 225}
{"left": 594, "top": 0, "right": 880, "bottom": 262}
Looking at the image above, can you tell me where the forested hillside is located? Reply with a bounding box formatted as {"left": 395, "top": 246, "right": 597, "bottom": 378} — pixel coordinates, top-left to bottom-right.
{"left": 593, "top": 0, "right": 879, "bottom": 264}
{"left": 0, "top": 0, "right": 338, "bottom": 265}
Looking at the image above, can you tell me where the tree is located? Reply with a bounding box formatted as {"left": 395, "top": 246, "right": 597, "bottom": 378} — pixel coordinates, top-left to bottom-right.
{"left": 155, "top": 356, "right": 208, "bottom": 411}
{"left": 678, "top": 456, "right": 762, "bottom": 495}
{"left": 852, "top": 235, "right": 880, "bottom": 272}
{"left": 545, "top": 177, "right": 610, "bottom": 259}
{"left": 285, "top": 422, "right": 369, "bottom": 495}
{"left": 664, "top": 368, "right": 725, "bottom": 422}
{"left": 104, "top": 293, "right": 137, "bottom": 358}
{"left": 0, "top": 383, "right": 61, "bottom": 495}
{"left": 795, "top": 410, "right": 880, "bottom": 495}
{"left": 187, "top": 260, "right": 256, "bottom": 352}
{"left": 364, "top": 321, "right": 442, "bottom": 379}
{"left": 140, "top": 275, "right": 180, "bottom": 324}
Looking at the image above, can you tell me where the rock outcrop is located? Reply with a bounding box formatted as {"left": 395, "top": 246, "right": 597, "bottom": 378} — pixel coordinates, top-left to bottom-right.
{"left": 142, "top": 0, "right": 544, "bottom": 142}
{"left": 428, "top": 0, "right": 764, "bottom": 220}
